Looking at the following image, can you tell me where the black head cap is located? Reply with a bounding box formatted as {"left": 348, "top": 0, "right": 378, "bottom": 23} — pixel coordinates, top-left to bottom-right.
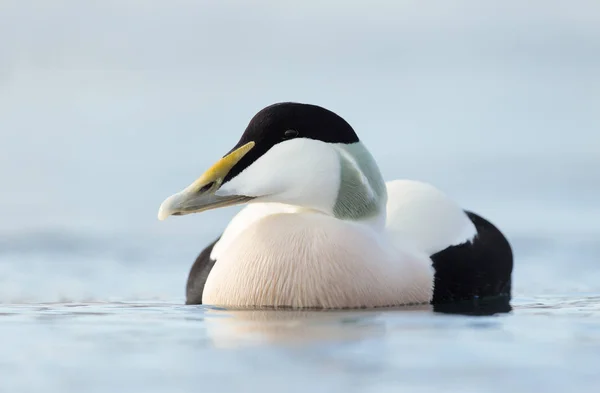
{"left": 223, "top": 102, "right": 359, "bottom": 183}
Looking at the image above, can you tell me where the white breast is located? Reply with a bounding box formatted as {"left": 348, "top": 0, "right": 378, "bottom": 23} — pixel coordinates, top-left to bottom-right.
{"left": 210, "top": 202, "right": 300, "bottom": 261}
{"left": 202, "top": 211, "right": 433, "bottom": 309}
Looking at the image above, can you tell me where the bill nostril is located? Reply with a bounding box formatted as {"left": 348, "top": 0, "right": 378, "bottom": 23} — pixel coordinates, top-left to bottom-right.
{"left": 198, "top": 181, "right": 215, "bottom": 194}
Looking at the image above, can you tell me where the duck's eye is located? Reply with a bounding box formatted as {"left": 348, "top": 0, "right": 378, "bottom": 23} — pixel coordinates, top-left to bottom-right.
{"left": 283, "top": 129, "right": 299, "bottom": 139}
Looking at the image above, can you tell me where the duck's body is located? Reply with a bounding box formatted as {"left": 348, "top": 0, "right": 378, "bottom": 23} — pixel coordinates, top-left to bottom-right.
{"left": 185, "top": 181, "right": 512, "bottom": 306}
{"left": 159, "top": 102, "right": 513, "bottom": 309}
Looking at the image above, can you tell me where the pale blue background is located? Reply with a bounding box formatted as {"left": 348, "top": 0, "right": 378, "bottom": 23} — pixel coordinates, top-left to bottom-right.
{"left": 1, "top": 0, "right": 598, "bottom": 301}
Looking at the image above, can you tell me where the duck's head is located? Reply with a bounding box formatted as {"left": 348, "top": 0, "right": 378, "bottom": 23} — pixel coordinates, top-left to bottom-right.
{"left": 158, "top": 102, "right": 387, "bottom": 221}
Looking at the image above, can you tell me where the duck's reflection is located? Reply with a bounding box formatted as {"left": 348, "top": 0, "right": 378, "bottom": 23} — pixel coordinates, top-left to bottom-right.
{"left": 201, "top": 307, "right": 402, "bottom": 347}
{"left": 199, "top": 297, "right": 511, "bottom": 347}
{"left": 433, "top": 296, "right": 512, "bottom": 316}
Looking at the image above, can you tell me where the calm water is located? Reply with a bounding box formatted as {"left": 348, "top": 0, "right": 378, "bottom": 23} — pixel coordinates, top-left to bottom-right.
{"left": 1, "top": 1, "right": 600, "bottom": 392}
{"left": 1, "top": 295, "right": 600, "bottom": 393}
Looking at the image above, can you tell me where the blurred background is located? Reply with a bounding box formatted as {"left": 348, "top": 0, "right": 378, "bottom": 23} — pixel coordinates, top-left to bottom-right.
{"left": 0, "top": 0, "right": 599, "bottom": 303}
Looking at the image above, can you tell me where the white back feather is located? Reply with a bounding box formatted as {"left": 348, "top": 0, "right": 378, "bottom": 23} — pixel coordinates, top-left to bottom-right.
{"left": 385, "top": 179, "right": 477, "bottom": 256}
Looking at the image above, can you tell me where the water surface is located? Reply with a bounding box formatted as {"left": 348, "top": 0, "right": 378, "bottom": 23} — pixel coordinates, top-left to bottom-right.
{"left": 1, "top": 295, "right": 600, "bottom": 393}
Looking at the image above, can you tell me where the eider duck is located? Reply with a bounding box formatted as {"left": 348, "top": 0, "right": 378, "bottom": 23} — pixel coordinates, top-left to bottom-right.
{"left": 158, "top": 102, "right": 513, "bottom": 309}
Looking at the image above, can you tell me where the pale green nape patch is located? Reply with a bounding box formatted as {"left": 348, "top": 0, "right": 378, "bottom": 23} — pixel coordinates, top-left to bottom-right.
{"left": 333, "top": 143, "right": 388, "bottom": 220}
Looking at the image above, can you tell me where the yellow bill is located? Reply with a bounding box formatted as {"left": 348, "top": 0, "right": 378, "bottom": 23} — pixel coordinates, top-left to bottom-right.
{"left": 158, "top": 142, "right": 255, "bottom": 220}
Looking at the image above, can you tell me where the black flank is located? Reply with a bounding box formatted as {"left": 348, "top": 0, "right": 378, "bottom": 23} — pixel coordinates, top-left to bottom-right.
{"left": 185, "top": 237, "right": 220, "bottom": 305}
{"left": 430, "top": 211, "right": 513, "bottom": 304}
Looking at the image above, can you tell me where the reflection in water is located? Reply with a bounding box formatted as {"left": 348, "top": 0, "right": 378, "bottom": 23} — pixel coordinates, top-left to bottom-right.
{"left": 433, "top": 296, "right": 512, "bottom": 316}
{"left": 201, "top": 298, "right": 511, "bottom": 347}
{"left": 202, "top": 307, "right": 392, "bottom": 347}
